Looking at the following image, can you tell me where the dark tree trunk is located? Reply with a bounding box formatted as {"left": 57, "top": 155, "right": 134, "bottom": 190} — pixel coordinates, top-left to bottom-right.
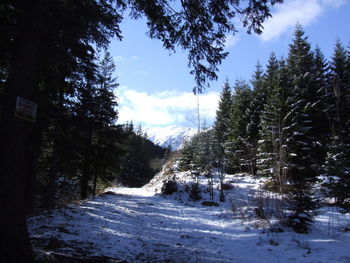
{"left": 0, "top": 2, "right": 45, "bottom": 262}
{"left": 46, "top": 86, "right": 64, "bottom": 209}
{"left": 80, "top": 153, "right": 91, "bottom": 200}
{"left": 93, "top": 173, "right": 98, "bottom": 196}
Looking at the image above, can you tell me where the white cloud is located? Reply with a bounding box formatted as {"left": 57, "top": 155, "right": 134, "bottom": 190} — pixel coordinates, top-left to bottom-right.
{"left": 113, "top": 55, "right": 140, "bottom": 63}
{"left": 260, "top": 0, "right": 346, "bottom": 41}
{"left": 116, "top": 87, "right": 219, "bottom": 128}
{"left": 321, "top": 0, "right": 346, "bottom": 8}
{"left": 136, "top": 69, "right": 150, "bottom": 75}
{"left": 224, "top": 34, "right": 240, "bottom": 49}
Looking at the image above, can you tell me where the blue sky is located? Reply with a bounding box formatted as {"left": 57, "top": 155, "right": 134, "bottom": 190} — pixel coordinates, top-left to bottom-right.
{"left": 110, "top": 0, "right": 350, "bottom": 131}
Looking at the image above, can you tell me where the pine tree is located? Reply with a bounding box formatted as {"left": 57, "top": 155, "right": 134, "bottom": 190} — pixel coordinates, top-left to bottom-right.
{"left": 284, "top": 25, "right": 320, "bottom": 233}
{"left": 91, "top": 51, "right": 121, "bottom": 194}
{"left": 323, "top": 40, "right": 350, "bottom": 212}
{"left": 323, "top": 138, "right": 350, "bottom": 213}
{"left": 330, "top": 40, "right": 350, "bottom": 141}
{"left": 69, "top": 51, "right": 121, "bottom": 199}
{"left": 256, "top": 53, "right": 285, "bottom": 181}
{"left": 245, "top": 62, "right": 268, "bottom": 175}
{"left": 96, "top": 51, "right": 119, "bottom": 126}
{"left": 225, "top": 79, "right": 253, "bottom": 172}
{"left": 74, "top": 80, "right": 99, "bottom": 199}
{"left": 214, "top": 80, "right": 232, "bottom": 171}
{"left": 179, "top": 139, "right": 196, "bottom": 171}
{"left": 264, "top": 52, "right": 280, "bottom": 92}
{"left": 257, "top": 58, "right": 292, "bottom": 191}
{"left": 119, "top": 124, "right": 167, "bottom": 187}
{"left": 313, "top": 46, "right": 331, "bottom": 134}
{"left": 310, "top": 46, "right": 331, "bottom": 167}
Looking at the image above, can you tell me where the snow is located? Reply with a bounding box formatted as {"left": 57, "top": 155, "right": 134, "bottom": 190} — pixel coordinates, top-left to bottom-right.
{"left": 28, "top": 173, "right": 350, "bottom": 263}
{"left": 146, "top": 125, "right": 197, "bottom": 149}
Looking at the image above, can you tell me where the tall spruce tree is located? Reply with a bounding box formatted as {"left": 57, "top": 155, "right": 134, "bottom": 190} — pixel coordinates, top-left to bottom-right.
{"left": 214, "top": 80, "right": 232, "bottom": 170}
{"left": 265, "top": 52, "right": 279, "bottom": 89}
{"left": 245, "top": 62, "right": 267, "bottom": 175}
{"left": 330, "top": 40, "right": 350, "bottom": 141}
{"left": 323, "top": 40, "right": 350, "bottom": 212}
{"left": 311, "top": 46, "right": 331, "bottom": 167}
{"left": 90, "top": 51, "right": 121, "bottom": 195}
{"left": 257, "top": 58, "right": 292, "bottom": 192}
{"left": 284, "top": 25, "right": 320, "bottom": 233}
{"left": 226, "top": 79, "right": 253, "bottom": 172}
{"left": 313, "top": 46, "right": 331, "bottom": 134}
{"left": 256, "top": 53, "right": 284, "bottom": 180}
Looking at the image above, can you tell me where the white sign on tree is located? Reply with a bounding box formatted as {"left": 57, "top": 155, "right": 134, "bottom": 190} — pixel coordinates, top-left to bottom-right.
{"left": 15, "top": 97, "right": 37, "bottom": 122}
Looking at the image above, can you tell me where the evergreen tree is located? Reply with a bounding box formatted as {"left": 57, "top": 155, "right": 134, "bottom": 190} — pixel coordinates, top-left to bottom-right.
{"left": 179, "top": 139, "right": 196, "bottom": 171}
{"left": 323, "top": 40, "right": 350, "bottom": 212}
{"left": 330, "top": 40, "right": 350, "bottom": 141}
{"left": 119, "top": 124, "right": 167, "bottom": 187}
{"left": 313, "top": 46, "right": 331, "bottom": 134}
{"left": 323, "top": 138, "right": 350, "bottom": 213}
{"left": 74, "top": 80, "right": 100, "bottom": 199}
{"left": 284, "top": 25, "right": 320, "bottom": 233}
{"left": 214, "top": 80, "right": 232, "bottom": 170}
{"left": 96, "top": 51, "right": 119, "bottom": 126}
{"left": 225, "top": 79, "right": 253, "bottom": 172}
{"left": 257, "top": 58, "right": 292, "bottom": 191}
{"left": 91, "top": 51, "right": 121, "bottom": 195}
{"left": 256, "top": 53, "right": 284, "bottom": 180}
{"left": 245, "top": 62, "right": 268, "bottom": 175}
{"left": 264, "top": 52, "right": 280, "bottom": 92}
{"left": 310, "top": 46, "right": 332, "bottom": 167}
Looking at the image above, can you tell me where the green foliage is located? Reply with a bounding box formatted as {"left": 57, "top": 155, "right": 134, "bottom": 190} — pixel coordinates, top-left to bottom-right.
{"left": 179, "top": 128, "right": 217, "bottom": 173}
{"left": 214, "top": 80, "right": 232, "bottom": 162}
{"left": 322, "top": 40, "right": 350, "bottom": 213}
{"left": 0, "top": 0, "right": 287, "bottom": 259}
{"left": 118, "top": 123, "right": 168, "bottom": 187}
{"left": 225, "top": 79, "right": 253, "bottom": 172}
{"left": 283, "top": 25, "right": 321, "bottom": 232}
{"left": 161, "top": 180, "right": 178, "bottom": 195}
{"left": 177, "top": 24, "right": 350, "bottom": 233}
{"left": 189, "top": 183, "right": 202, "bottom": 201}
{"left": 257, "top": 58, "right": 292, "bottom": 186}
{"left": 245, "top": 62, "right": 268, "bottom": 175}
{"left": 323, "top": 138, "right": 350, "bottom": 213}
{"left": 284, "top": 186, "right": 320, "bottom": 233}
{"left": 129, "top": 0, "right": 282, "bottom": 91}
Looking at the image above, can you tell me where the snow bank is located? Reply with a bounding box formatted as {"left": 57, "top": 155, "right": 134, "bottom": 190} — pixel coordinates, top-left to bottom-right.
{"left": 28, "top": 172, "right": 350, "bottom": 263}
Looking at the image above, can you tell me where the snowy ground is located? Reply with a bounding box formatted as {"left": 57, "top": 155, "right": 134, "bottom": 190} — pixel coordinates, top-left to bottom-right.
{"left": 28, "top": 173, "right": 350, "bottom": 263}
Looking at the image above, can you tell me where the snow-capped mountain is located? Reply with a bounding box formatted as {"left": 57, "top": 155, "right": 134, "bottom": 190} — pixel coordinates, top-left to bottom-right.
{"left": 146, "top": 125, "right": 197, "bottom": 150}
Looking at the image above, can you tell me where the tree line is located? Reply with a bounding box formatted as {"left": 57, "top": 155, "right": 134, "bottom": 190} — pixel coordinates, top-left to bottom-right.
{"left": 179, "top": 25, "right": 350, "bottom": 233}
{"left": 33, "top": 50, "right": 168, "bottom": 210}
{"left": 0, "top": 1, "right": 283, "bottom": 261}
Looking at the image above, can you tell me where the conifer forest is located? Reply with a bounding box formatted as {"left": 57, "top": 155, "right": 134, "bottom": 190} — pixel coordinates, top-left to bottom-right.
{"left": 179, "top": 25, "right": 350, "bottom": 234}
{"left": 0, "top": 1, "right": 349, "bottom": 263}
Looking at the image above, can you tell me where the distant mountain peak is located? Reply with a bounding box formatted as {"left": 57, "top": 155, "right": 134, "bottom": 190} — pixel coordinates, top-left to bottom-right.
{"left": 146, "top": 126, "right": 197, "bottom": 150}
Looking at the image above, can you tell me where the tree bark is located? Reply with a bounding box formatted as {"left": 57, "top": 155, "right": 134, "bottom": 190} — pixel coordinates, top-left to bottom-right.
{"left": 47, "top": 86, "right": 64, "bottom": 209}
{"left": 0, "top": 2, "right": 45, "bottom": 262}
{"left": 81, "top": 157, "right": 90, "bottom": 200}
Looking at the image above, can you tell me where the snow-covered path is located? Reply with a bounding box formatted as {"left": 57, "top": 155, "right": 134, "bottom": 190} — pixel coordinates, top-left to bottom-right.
{"left": 29, "top": 183, "right": 350, "bottom": 263}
